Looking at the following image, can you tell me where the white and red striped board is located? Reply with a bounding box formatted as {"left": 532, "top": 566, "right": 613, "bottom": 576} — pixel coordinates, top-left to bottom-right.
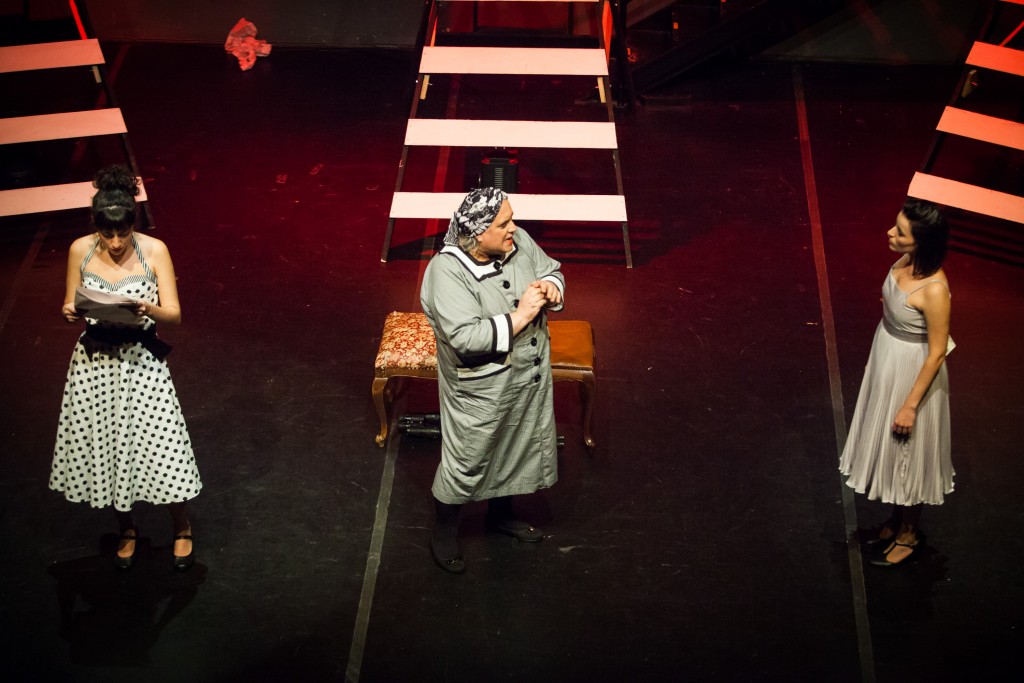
{"left": 908, "top": 172, "right": 1024, "bottom": 224}
{"left": 420, "top": 46, "right": 608, "bottom": 76}
{"left": 0, "top": 179, "right": 147, "bottom": 218}
{"left": 0, "top": 109, "right": 128, "bottom": 145}
{"left": 936, "top": 107, "right": 1024, "bottom": 151}
{"left": 405, "top": 119, "right": 617, "bottom": 149}
{"left": 0, "top": 39, "right": 104, "bottom": 73}
{"left": 390, "top": 191, "right": 626, "bottom": 222}
{"left": 966, "top": 42, "right": 1024, "bottom": 77}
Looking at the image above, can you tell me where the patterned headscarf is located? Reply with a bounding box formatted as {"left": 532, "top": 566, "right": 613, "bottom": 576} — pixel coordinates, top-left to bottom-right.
{"left": 443, "top": 187, "right": 508, "bottom": 247}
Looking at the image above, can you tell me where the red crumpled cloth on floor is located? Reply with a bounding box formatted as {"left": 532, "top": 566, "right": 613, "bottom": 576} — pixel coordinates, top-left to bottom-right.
{"left": 224, "top": 18, "right": 272, "bottom": 71}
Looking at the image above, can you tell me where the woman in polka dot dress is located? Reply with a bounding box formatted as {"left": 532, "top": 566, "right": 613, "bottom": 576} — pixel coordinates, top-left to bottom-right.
{"left": 50, "top": 166, "right": 201, "bottom": 572}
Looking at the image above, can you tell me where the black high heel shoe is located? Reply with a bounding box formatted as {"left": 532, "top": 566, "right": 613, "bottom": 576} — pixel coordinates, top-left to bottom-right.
{"left": 172, "top": 529, "right": 194, "bottom": 572}
{"left": 115, "top": 528, "right": 138, "bottom": 572}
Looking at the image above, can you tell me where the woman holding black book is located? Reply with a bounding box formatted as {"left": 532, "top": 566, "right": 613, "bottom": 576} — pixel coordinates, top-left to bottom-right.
{"left": 50, "top": 165, "right": 201, "bottom": 571}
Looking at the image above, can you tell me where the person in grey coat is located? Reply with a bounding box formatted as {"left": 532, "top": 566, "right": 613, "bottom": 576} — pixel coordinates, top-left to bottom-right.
{"left": 420, "top": 188, "right": 565, "bottom": 574}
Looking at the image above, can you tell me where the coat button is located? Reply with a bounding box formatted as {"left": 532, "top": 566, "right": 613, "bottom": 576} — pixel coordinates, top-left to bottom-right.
{"left": 533, "top": 358, "right": 541, "bottom": 366}
{"left": 513, "top": 299, "right": 519, "bottom": 307}
{"left": 530, "top": 338, "right": 538, "bottom": 346}
{"left": 503, "top": 280, "right": 510, "bottom": 289}
{"left": 533, "top": 375, "right": 540, "bottom": 382}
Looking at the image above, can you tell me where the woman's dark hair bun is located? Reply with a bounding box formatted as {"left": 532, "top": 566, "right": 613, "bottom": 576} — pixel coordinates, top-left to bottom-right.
{"left": 92, "top": 165, "right": 140, "bottom": 197}
{"left": 91, "top": 165, "right": 139, "bottom": 230}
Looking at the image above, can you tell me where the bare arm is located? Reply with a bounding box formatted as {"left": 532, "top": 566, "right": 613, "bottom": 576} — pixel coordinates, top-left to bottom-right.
{"left": 61, "top": 238, "right": 90, "bottom": 323}
{"left": 132, "top": 236, "right": 182, "bottom": 325}
{"left": 891, "top": 281, "right": 951, "bottom": 435}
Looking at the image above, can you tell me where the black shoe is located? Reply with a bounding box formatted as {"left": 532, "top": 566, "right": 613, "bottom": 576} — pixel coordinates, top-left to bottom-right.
{"left": 868, "top": 539, "right": 918, "bottom": 567}
{"left": 115, "top": 528, "right": 138, "bottom": 572}
{"left": 430, "top": 536, "right": 465, "bottom": 574}
{"left": 172, "top": 531, "right": 194, "bottom": 572}
{"left": 861, "top": 523, "right": 897, "bottom": 548}
{"left": 485, "top": 516, "right": 543, "bottom": 542}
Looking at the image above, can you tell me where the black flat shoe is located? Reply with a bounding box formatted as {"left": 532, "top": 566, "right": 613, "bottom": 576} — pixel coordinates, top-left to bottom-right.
{"left": 868, "top": 539, "right": 918, "bottom": 567}
{"left": 485, "top": 517, "right": 543, "bottom": 542}
{"left": 862, "top": 529, "right": 896, "bottom": 548}
{"left": 430, "top": 537, "right": 466, "bottom": 575}
{"left": 115, "top": 528, "right": 137, "bottom": 572}
{"left": 859, "top": 516, "right": 899, "bottom": 546}
{"left": 172, "top": 532, "right": 194, "bottom": 572}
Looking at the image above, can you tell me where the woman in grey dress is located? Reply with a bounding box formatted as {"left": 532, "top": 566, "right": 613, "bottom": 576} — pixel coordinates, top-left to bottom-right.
{"left": 839, "top": 198, "right": 951, "bottom": 567}
{"left": 420, "top": 188, "right": 565, "bottom": 574}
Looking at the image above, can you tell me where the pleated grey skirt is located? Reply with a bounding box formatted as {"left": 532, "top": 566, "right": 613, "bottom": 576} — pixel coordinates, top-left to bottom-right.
{"left": 839, "top": 321, "right": 953, "bottom": 506}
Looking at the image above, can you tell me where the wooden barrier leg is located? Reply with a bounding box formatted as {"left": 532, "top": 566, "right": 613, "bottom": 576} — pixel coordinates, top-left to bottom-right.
{"left": 579, "top": 374, "right": 596, "bottom": 448}
{"left": 381, "top": 217, "right": 398, "bottom": 263}
{"left": 620, "top": 220, "right": 633, "bottom": 269}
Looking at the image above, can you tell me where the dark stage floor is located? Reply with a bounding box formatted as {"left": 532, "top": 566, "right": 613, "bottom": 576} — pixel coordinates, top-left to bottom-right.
{"left": 1, "top": 40, "right": 1023, "bottom": 683}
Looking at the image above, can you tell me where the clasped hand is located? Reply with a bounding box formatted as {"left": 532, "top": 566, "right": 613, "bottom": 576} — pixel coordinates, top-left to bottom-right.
{"left": 516, "top": 280, "right": 561, "bottom": 316}
{"left": 530, "top": 280, "right": 562, "bottom": 307}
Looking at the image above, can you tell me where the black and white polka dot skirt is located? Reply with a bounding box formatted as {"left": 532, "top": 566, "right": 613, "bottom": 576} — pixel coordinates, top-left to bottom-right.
{"left": 49, "top": 334, "right": 202, "bottom": 511}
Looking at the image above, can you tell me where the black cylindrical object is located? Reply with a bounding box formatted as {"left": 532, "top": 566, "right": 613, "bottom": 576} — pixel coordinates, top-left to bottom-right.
{"left": 480, "top": 149, "right": 518, "bottom": 192}
{"left": 399, "top": 413, "right": 441, "bottom": 426}
{"left": 402, "top": 426, "right": 442, "bottom": 439}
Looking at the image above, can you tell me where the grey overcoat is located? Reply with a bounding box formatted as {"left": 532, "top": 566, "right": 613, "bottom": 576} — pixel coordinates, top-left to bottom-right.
{"left": 420, "top": 228, "right": 564, "bottom": 503}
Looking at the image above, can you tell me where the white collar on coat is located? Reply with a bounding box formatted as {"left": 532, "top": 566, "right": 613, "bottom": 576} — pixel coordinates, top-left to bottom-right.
{"left": 440, "top": 242, "right": 520, "bottom": 281}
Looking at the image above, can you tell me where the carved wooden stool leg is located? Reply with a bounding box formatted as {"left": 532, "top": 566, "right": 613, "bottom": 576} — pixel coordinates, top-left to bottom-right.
{"left": 372, "top": 376, "right": 391, "bottom": 447}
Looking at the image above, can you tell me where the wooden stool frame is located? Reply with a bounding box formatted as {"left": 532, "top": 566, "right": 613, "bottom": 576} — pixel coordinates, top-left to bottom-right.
{"left": 372, "top": 313, "right": 596, "bottom": 448}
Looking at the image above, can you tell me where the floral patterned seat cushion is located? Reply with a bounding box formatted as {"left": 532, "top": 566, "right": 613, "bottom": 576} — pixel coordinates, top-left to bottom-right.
{"left": 374, "top": 311, "right": 438, "bottom": 371}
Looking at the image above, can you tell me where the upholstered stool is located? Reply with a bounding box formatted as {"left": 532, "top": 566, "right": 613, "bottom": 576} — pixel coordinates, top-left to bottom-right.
{"left": 372, "top": 312, "right": 596, "bottom": 448}
{"left": 547, "top": 319, "right": 597, "bottom": 448}
{"left": 372, "top": 312, "right": 438, "bottom": 446}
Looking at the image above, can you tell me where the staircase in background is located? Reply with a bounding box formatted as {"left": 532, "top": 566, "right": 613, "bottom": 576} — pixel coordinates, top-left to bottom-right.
{"left": 382, "top": 0, "right": 633, "bottom": 267}
{"left": 909, "top": 0, "right": 1024, "bottom": 265}
{"left": 0, "top": 1, "right": 150, "bottom": 224}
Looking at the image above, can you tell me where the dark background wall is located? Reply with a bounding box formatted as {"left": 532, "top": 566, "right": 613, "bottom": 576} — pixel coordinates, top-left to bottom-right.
{"left": 1, "top": 0, "right": 982, "bottom": 59}
{"left": 6, "top": 0, "right": 426, "bottom": 47}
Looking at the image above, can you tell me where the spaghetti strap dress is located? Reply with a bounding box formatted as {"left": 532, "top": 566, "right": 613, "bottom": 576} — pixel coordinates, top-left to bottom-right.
{"left": 839, "top": 262, "right": 953, "bottom": 506}
{"left": 49, "top": 236, "right": 201, "bottom": 512}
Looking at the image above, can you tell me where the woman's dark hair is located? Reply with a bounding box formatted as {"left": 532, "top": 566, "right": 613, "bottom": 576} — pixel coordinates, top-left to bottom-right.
{"left": 903, "top": 198, "right": 948, "bottom": 277}
{"left": 91, "top": 165, "right": 139, "bottom": 231}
